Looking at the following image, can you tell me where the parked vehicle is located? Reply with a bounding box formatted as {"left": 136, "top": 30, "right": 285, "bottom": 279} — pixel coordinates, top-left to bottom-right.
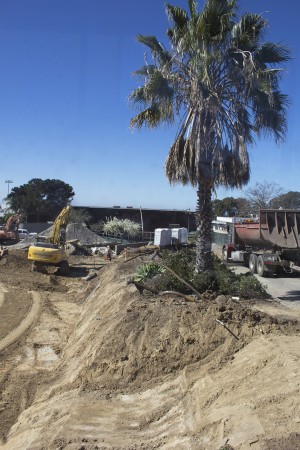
{"left": 222, "top": 209, "right": 300, "bottom": 277}
{"left": 18, "top": 228, "right": 37, "bottom": 240}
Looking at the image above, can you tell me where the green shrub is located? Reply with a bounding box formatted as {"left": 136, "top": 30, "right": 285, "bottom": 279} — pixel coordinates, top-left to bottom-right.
{"left": 230, "top": 274, "right": 268, "bottom": 299}
{"left": 157, "top": 249, "right": 268, "bottom": 299}
{"left": 159, "top": 248, "right": 196, "bottom": 293}
{"left": 133, "top": 263, "right": 165, "bottom": 283}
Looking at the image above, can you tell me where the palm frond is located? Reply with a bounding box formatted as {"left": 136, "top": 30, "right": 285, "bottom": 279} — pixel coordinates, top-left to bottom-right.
{"left": 144, "top": 70, "right": 174, "bottom": 102}
{"left": 132, "top": 65, "right": 156, "bottom": 78}
{"left": 256, "top": 42, "right": 291, "bottom": 65}
{"left": 232, "top": 13, "right": 267, "bottom": 50}
{"left": 166, "top": 135, "right": 188, "bottom": 184}
{"left": 128, "top": 87, "right": 147, "bottom": 108}
{"left": 129, "top": 107, "right": 162, "bottom": 129}
{"left": 165, "top": 4, "right": 188, "bottom": 29}
{"left": 199, "top": 0, "right": 235, "bottom": 42}
{"left": 136, "top": 35, "right": 171, "bottom": 65}
{"left": 188, "top": 0, "right": 198, "bottom": 18}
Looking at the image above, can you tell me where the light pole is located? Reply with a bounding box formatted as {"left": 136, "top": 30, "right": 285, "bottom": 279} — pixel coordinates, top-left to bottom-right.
{"left": 5, "top": 180, "right": 13, "bottom": 196}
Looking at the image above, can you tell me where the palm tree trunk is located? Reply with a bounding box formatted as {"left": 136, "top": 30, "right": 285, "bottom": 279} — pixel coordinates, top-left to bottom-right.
{"left": 195, "top": 182, "right": 214, "bottom": 273}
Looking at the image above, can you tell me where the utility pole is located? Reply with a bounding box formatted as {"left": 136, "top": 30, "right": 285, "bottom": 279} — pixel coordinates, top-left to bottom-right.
{"left": 5, "top": 180, "right": 13, "bottom": 196}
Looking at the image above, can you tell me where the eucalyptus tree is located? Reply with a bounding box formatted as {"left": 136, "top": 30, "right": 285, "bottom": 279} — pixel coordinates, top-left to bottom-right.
{"left": 129, "top": 0, "right": 290, "bottom": 272}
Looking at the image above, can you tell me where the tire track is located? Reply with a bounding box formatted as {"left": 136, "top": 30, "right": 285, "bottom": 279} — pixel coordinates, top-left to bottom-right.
{"left": 0, "top": 291, "right": 40, "bottom": 353}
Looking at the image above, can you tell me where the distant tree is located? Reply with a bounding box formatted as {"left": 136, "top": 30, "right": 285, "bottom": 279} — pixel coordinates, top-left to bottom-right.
{"left": 6, "top": 178, "right": 74, "bottom": 222}
{"left": 68, "top": 207, "right": 92, "bottom": 224}
{"left": 244, "top": 181, "right": 284, "bottom": 211}
{"left": 213, "top": 196, "right": 250, "bottom": 216}
{"left": 271, "top": 191, "right": 300, "bottom": 209}
{"left": 235, "top": 197, "right": 252, "bottom": 215}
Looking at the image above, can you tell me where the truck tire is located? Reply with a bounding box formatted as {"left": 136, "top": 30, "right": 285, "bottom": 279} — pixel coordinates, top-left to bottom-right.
{"left": 249, "top": 254, "right": 258, "bottom": 274}
{"left": 59, "top": 260, "right": 70, "bottom": 276}
{"left": 257, "top": 256, "right": 267, "bottom": 277}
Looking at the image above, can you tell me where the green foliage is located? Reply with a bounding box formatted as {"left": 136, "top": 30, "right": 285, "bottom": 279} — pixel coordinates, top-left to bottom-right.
{"left": 103, "top": 217, "right": 140, "bottom": 237}
{"left": 213, "top": 197, "right": 251, "bottom": 217}
{"left": 6, "top": 178, "right": 74, "bottom": 222}
{"left": 156, "top": 249, "right": 268, "bottom": 299}
{"left": 213, "top": 260, "right": 268, "bottom": 299}
{"left": 271, "top": 191, "right": 300, "bottom": 209}
{"left": 134, "top": 263, "right": 165, "bottom": 283}
{"left": 159, "top": 248, "right": 196, "bottom": 293}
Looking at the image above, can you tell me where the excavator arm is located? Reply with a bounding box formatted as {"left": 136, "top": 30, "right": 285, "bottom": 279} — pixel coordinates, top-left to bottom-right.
{"left": 51, "top": 205, "right": 70, "bottom": 245}
{"left": 5, "top": 213, "right": 24, "bottom": 232}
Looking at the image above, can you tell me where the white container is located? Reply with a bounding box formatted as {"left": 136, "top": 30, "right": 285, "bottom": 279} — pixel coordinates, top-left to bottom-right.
{"left": 171, "top": 227, "right": 188, "bottom": 244}
{"left": 154, "top": 228, "right": 172, "bottom": 246}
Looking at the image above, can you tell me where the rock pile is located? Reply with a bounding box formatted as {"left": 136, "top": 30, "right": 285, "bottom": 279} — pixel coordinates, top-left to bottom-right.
{"left": 66, "top": 223, "right": 107, "bottom": 246}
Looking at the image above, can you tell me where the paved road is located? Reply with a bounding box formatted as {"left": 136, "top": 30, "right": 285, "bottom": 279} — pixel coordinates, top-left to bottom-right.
{"left": 212, "top": 244, "right": 300, "bottom": 310}
{"left": 229, "top": 263, "right": 300, "bottom": 310}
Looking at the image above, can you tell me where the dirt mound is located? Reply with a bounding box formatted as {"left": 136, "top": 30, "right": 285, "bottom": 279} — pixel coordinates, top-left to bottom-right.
{"left": 76, "top": 287, "right": 291, "bottom": 393}
{"left": 1, "top": 253, "right": 300, "bottom": 449}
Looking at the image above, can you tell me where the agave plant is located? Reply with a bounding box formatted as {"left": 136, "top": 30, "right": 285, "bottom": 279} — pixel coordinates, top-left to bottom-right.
{"left": 133, "top": 263, "right": 165, "bottom": 283}
{"left": 129, "top": 0, "right": 290, "bottom": 273}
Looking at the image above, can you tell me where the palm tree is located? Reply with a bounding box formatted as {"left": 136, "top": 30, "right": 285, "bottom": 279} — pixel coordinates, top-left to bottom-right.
{"left": 129, "top": 0, "right": 290, "bottom": 272}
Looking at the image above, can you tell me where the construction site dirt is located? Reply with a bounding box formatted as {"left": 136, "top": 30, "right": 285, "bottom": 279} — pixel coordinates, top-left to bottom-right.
{"left": 0, "top": 249, "right": 300, "bottom": 450}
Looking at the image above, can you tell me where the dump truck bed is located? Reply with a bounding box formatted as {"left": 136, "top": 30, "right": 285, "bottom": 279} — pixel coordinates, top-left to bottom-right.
{"left": 234, "top": 209, "right": 300, "bottom": 249}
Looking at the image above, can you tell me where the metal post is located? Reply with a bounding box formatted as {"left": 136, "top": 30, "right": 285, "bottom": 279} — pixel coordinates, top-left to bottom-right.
{"left": 140, "top": 206, "right": 144, "bottom": 241}
{"left": 5, "top": 180, "right": 13, "bottom": 196}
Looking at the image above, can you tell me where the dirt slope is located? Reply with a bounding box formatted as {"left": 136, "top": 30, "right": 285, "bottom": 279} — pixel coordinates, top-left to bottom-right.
{"left": 0, "top": 250, "right": 300, "bottom": 449}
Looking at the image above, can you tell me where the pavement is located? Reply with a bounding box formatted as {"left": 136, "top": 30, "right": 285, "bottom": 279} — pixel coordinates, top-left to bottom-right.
{"left": 212, "top": 243, "right": 300, "bottom": 310}
{"left": 228, "top": 262, "right": 300, "bottom": 311}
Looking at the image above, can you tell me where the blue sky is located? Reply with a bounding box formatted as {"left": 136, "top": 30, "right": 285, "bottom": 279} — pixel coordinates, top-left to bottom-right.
{"left": 0, "top": 0, "right": 299, "bottom": 210}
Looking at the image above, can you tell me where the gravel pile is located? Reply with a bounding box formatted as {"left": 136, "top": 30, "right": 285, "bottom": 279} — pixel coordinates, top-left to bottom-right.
{"left": 66, "top": 223, "right": 107, "bottom": 246}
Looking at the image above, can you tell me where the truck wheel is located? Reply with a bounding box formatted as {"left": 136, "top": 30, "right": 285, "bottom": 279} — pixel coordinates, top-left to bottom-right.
{"left": 59, "top": 260, "right": 70, "bottom": 276}
{"left": 249, "top": 254, "right": 258, "bottom": 274}
{"left": 257, "top": 256, "right": 267, "bottom": 277}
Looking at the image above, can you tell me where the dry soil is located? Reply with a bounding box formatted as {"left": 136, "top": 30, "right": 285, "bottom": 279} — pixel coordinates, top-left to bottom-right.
{"left": 0, "top": 249, "right": 299, "bottom": 450}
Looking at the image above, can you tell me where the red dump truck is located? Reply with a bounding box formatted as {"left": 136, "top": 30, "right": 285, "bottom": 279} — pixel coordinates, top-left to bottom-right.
{"left": 222, "top": 209, "right": 300, "bottom": 277}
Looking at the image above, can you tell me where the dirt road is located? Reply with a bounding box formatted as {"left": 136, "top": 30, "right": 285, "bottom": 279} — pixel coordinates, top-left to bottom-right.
{"left": 0, "top": 249, "right": 300, "bottom": 449}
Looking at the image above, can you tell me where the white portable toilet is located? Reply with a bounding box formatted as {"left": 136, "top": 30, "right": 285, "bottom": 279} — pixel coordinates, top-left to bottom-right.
{"left": 154, "top": 228, "right": 172, "bottom": 246}
{"left": 171, "top": 227, "right": 188, "bottom": 244}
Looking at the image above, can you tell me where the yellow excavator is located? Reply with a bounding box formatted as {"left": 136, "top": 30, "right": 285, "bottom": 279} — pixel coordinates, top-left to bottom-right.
{"left": 28, "top": 205, "right": 71, "bottom": 275}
